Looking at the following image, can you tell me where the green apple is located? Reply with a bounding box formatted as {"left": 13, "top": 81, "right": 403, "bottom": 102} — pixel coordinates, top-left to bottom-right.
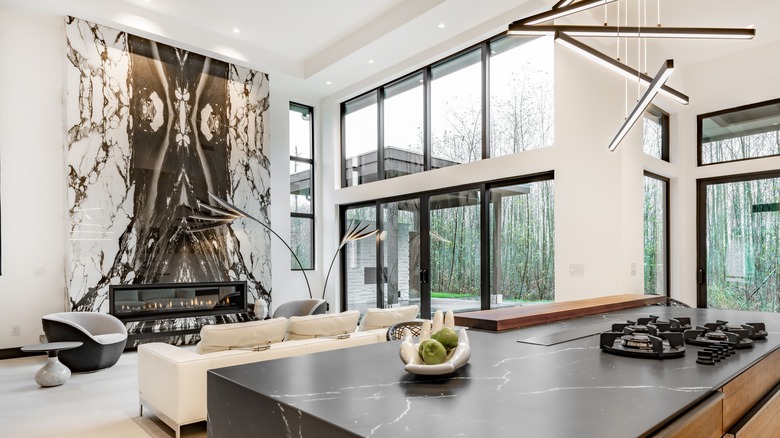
{"left": 431, "top": 327, "right": 459, "bottom": 351}
{"left": 418, "top": 339, "right": 448, "bottom": 365}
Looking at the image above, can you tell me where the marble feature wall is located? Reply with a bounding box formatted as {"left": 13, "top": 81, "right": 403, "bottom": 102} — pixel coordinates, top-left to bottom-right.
{"left": 64, "top": 17, "right": 271, "bottom": 313}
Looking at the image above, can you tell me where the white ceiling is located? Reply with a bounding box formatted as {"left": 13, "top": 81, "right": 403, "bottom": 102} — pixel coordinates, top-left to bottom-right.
{"left": 2, "top": 0, "right": 778, "bottom": 101}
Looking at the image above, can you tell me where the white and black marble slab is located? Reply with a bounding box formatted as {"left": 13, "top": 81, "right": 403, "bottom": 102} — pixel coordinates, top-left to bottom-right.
{"left": 64, "top": 17, "right": 271, "bottom": 315}
{"left": 207, "top": 307, "right": 780, "bottom": 437}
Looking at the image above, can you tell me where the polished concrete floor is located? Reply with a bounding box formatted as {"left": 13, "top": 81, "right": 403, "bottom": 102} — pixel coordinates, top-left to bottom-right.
{"left": 0, "top": 350, "right": 206, "bottom": 438}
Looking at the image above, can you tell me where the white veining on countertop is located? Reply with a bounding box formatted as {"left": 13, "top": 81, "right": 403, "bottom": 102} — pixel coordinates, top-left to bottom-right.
{"left": 513, "top": 385, "right": 711, "bottom": 396}
{"left": 366, "top": 399, "right": 412, "bottom": 437}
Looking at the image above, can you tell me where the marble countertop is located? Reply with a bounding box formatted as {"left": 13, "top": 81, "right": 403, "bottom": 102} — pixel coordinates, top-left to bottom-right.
{"left": 208, "top": 306, "right": 780, "bottom": 437}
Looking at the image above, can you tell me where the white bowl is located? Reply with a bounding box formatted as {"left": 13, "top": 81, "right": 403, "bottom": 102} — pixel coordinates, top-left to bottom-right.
{"left": 399, "top": 328, "right": 470, "bottom": 375}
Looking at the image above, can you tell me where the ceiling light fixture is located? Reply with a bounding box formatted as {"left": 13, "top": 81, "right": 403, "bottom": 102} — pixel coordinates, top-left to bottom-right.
{"left": 552, "top": 0, "right": 576, "bottom": 8}
{"left": 438, "top": 23, "right": 445, "bottom": 29}
{"left": 368, "top": 59, "right": 375, "bottom": 64}
{"left": 515, "top": 0, "right": 617, "bottom": 26}
{"left": 509, "top": 24, "right": 756, "bottom": 40}
{"left": 233, "top": 28, "right": 240, "bottom": 33}
{"left": 326, "top": 81, "right": 332, "bottom": 85}
{"left": 554, "top": 32, "right": 689, "bottom": 105}
{"left": 608, "top": 59, "right": 674, "bottom": 151}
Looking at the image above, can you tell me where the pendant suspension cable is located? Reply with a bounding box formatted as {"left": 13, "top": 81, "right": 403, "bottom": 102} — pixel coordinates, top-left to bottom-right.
{"left": 637, "top": 0, "right": 641, "bottom": 100}
{"left": 657, "top": 0, "right": 661, "bottom": 27}
{"left": 616, "top": 0, "right": 621, "bottom": 60}
{"left": 644, "top": 0, "right": 648, "bottom": 73}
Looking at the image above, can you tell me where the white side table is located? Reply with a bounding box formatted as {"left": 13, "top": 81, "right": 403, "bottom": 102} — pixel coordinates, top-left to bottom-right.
{"left": 21, "top": 341, "right": 83, "bottom": 387}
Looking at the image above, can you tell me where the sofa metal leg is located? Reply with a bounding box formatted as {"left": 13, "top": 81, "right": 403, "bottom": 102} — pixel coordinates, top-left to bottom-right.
{"left": 139, "top": 401, "right": 143, "bottom": 417}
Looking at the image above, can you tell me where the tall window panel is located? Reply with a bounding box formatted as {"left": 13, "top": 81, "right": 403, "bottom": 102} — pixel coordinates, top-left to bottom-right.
{"left": 431, "top": 49, "right": 482, "bottom": 169}
{"left": 489, "top": 36, "right": 554, "bottom": 158}
{"left": 644, "top": 172, "right": 668, "bottom": 296}
{"left": 642, "top": 106, "right": 669, "bottom": 161}
{"left": 384, "top": 74, "right": 424, "bottom": 180}
{"left": 379, "top": 199, "right": 421, "bottom": 308}
{"left": 700, "top": 174, "right": 780, "bottom": 310}
{"left": 429, "top": 189, "right": 481, "bottom": 314}
{"left": 489, "top": 179, "right": 555, "bottom": 306}
{"left": 343, "top": 205, "right": 378, "bottom": 314}
{"left": 343, "top": 92, "right": 378, "bottom": 186}
{"left": 289, "top": 103, "right": 314, "bottom": 270}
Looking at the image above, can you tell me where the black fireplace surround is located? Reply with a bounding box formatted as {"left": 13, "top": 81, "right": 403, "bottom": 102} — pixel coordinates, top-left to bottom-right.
{"left": 109, "top": 281, "right": 248, "bottom": 322}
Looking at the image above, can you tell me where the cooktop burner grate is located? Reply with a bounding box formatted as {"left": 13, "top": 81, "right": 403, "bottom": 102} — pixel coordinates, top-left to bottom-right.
{"left": 600, "top": 325, "right": 685, "bottom": 359}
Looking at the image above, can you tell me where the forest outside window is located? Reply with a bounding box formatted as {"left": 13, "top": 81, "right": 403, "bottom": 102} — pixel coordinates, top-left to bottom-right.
{"left": 699, "top": 98, "right": 780, "bottom": 165}
{"left": 643, "top": 106, "right": 669, "bottom": 162}
{"left": 340, "top": 35, "right": 553, "bottom": 188}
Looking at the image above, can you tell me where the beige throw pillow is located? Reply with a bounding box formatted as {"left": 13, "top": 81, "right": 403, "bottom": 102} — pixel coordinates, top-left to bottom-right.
{"left": 196, "top": 318, "right": 288, "bottom": 354}
{"left": 358, "top": 305, "right": 420, "bottom": 331}
{"left": 285, "top": 311, "right": 360, "bottom": 341}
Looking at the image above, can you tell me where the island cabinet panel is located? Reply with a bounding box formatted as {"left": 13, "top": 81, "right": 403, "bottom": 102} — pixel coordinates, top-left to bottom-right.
{"left": 721, "top": 348, "right": 780, "bottom": 431}
{"left": 725, "top": 382, "right": 780, "bottom": 437}
{"left": 652, "top": 392, "right": 723, "bottom": 438}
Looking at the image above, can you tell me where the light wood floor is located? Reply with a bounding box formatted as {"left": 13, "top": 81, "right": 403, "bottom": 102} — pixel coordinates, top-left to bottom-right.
{"left": 0, "top": 351, "right": 206, "bottom": 438}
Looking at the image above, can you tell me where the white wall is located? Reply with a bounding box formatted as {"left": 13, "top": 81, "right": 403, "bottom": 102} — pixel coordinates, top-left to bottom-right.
{"left": 0, "top": 8, "right": 67, "bottom": 348}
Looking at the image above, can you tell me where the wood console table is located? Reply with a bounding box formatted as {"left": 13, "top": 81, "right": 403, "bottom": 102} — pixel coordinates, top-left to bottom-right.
{"left": 454, "top": 293, "right": 667, "bottom": 331}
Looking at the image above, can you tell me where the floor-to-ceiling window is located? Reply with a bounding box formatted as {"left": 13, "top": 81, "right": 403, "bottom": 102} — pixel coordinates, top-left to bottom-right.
{"left": 489, "top": 179, "right": 555, "bottom": 305}
{"left": 698, "top": 172, "right": 780, "bottom": 310}
{"left": 643, "top": 172, "right": 668, "bottom": 296}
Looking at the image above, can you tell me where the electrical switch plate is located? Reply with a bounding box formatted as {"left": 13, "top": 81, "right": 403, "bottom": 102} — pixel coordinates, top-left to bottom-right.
{"left": 11, "top": 325, "right": 20, "bottom": 336}
{"left": 631, "top": 263, "right": 637, "bottom": 276}
{"left": 569, "top": 264, "right": 584, "bottom": 276}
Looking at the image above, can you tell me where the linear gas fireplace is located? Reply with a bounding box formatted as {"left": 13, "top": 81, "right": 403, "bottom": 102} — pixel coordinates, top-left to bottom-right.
{"left": 109, "top": 281, "right": 250, "bottom": 346}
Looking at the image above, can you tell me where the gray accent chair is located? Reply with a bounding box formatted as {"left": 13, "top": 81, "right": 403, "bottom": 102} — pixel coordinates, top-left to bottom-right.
{"left": 41, "top": 312, "right": 128, "bottom": 372}
{"left": 272, "top": 299, "right": 327, "bottom": 319}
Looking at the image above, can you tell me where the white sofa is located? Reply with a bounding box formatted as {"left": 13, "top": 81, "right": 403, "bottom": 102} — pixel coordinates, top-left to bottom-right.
{"left": 138, "top": 309, "right": 411, "bottom": 438}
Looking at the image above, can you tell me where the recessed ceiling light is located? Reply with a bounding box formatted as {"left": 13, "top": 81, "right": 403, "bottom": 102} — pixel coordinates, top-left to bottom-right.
{"left": 233, "top": 28, "right": 240, "bottom": 33}
{"left": 326, "top": 81, "right": 332, "bottom": 85}
{"left": 368, "top": 59, "right": 374, "bottom": 64}
{"left": 438, "top": 23, "right": 445, "bottom": 29}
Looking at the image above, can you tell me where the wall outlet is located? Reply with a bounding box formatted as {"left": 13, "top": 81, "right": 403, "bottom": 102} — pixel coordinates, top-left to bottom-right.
{"left": 11, "top": 325, "right": 20, "bottom": 336}
{"left": 569, "top": 264, "right": 584, "bottom": 276}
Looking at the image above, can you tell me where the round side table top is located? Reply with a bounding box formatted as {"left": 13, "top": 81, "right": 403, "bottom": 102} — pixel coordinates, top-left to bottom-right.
{"left": 21, "top": 341, "right": 83, "bottom": 354}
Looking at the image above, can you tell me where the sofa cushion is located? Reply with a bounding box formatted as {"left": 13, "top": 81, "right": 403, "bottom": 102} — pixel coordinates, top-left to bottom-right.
{"left": 358, "top": 305, "right": 420, "bottom": 331}
{"left": 285, "top": 311, "right": 360, "bottom": 341}
{"left": 196, "top": 318, "right": 288, "bottom": 354}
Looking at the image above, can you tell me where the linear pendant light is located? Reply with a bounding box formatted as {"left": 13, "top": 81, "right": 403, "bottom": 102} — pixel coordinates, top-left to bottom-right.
{"left": 608, "top": 60, "right": 674, "bottom": 151}
{"left": 515, "top": 0, "right": 617, "bottom": 26}
{"left": 552, "top": 0, "right": 577, "bottom": 8}
{"left": 508, "top": 24, "right": 756, "bottom": 40}
{"left": 554, "top": 32, "right": 689, "bottom": 105}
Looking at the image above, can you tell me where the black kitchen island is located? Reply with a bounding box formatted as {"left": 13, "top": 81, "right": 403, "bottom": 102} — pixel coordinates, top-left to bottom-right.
{"left": 207, "top": 306, "right": 780, "bottom": 437}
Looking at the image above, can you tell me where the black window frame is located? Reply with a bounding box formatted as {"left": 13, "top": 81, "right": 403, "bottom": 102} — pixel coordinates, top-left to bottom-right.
{"left": 643, "top": 171, "right": 670, "bottom": 298}
{"left": 290, "top": 102, "right": 315, "bottom": 271}
{"left": 339, "top": 171, "right": 554, "bottom": 318}
{"left": 697, "top": 97, "right": 780, "bottom": 166}
{"left": 644, "top": 105, "right": 670, "bottom": 162}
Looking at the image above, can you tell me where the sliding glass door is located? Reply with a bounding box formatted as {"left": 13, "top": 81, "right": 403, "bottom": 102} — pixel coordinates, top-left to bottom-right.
{"left": 429, "top": 189, "right": 482, "bottom": 314}
{"left": 698, "top": 172, "right": 780, "bottom": 310}
{"left": 341, "top": 174, "right": 554, "bottom": 318}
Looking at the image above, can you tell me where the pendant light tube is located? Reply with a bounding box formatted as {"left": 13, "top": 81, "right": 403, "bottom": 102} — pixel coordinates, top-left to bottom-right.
{"left": 509, "top": 24, "right": 756, "bottom": 40}
{"left": 554, "top": 32, "right": 689, "bottom": 105}
{"left": 514, "top": 0, "right": 618, "bottom": 26}
{"left": 608, "top": 59, "right": 674, "bottom": 151}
